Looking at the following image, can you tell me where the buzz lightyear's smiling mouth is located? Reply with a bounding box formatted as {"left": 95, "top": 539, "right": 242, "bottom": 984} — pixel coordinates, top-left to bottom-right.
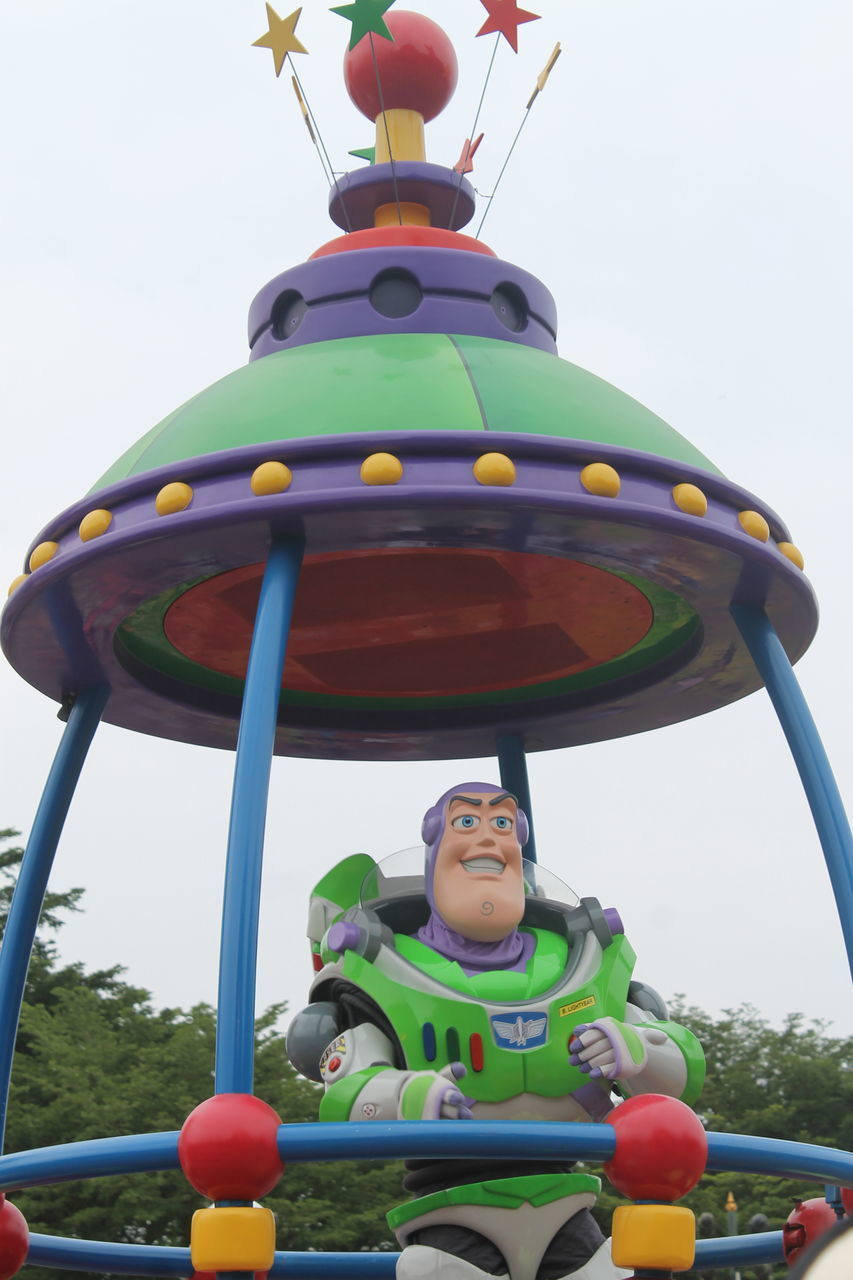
{"left": 461, "top": 857, "right": 505, "bottom": 873}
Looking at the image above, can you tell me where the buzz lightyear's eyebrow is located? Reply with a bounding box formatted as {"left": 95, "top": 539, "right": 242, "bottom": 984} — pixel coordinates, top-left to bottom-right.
{"left": 448, "top": 792, "right": 517, "bottom": 808}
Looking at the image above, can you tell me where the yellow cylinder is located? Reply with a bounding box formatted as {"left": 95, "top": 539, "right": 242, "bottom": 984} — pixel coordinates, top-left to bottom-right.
{"left": 375, "top": 108, "right": 425, "bottom": 163}
{"left": 375, "top": 202, "right": 430, "bottom": 228}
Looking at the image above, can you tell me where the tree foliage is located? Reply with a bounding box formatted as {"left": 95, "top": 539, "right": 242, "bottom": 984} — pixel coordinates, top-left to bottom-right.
{"left": 0, "top": 831, "right": 848, "bottom": 1279}
{"left": 0, "top": 832, "right": 401, "bottom": 1279}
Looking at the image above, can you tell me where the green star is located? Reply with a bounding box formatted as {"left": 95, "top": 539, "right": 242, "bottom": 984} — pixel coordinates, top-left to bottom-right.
{"left": 330, "top": 0, "right": 396, "bottom": 50}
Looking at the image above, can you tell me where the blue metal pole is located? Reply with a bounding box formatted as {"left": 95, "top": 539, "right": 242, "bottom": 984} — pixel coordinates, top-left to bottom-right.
{"left": 0, "top": 683, "right": 109, "bottom": 1151}
{"left": 496, "top": 733, "right": 537, "bottom": 862}
{"left": 731, "top": 604, "right": 853, "bottom": 976}
{"left": 215, "top": 539, "right": 304, "bottom": 1095}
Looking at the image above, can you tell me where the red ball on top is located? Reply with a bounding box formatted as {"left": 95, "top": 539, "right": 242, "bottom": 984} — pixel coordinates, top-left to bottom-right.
{"left": 344, "top": 10, "right": 458, "bottom": 124}
{"left": 603, "top": 1094, "right": 708, "bottom": 1203}
{"left": 178, "top": 1094, "right": 284, "bottom": 1202}
{"left": 0, "top": 1197, "right": 29, "bottom": 1280}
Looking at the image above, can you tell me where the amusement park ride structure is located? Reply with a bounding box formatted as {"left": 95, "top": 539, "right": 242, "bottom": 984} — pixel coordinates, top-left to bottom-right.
{"left": 0, "top": 3, "right": 850, "bottom": 1278}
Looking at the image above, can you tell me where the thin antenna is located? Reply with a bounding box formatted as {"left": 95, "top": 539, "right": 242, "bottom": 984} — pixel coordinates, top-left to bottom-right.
{"left": 476, "top": 42, "right": 561, "bottom": 238}
{"left": 369, "top": 32, "right": 403, "bottom": 225}
{"left": 253, "top": 6, "right": 354, "bottom": 232}
{"left": 526, "top": 41, "right": 561, "bottom": 109}
{"left": 291, "top": 77, "right": 323, "bottom": 165}
{"left": 289, "top": 59, "right": 354, "bottom": 232}
{"left": 448, "top": 32, "right": 500, "bottom": 230}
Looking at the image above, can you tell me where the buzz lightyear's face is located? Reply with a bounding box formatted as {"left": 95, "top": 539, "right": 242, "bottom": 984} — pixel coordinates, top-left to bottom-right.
{"left": 432, "top": 791, "right": 525, "bottom": 942}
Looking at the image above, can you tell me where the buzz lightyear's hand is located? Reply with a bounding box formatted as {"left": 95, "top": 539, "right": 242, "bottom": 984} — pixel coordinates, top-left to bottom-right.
{"left": 399, "top": 1063, "right": 474, "bottom": 1120}
{"left": 569, "top": 1018, "right": 649, "bottom": 1080}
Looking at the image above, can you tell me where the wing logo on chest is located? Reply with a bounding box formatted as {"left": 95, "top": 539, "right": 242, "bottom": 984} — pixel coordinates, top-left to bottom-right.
{"left": 490, "top": 1012, "right": 548, "bottom": 1049}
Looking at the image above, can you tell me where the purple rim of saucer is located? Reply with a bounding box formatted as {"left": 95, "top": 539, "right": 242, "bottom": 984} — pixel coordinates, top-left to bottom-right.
{"left": 3, "top": 430, "right": 815, "bottom": 762}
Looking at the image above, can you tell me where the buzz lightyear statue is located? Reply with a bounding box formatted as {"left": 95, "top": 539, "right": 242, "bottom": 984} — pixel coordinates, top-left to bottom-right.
{"left": 287, "top": 783, "right": 705, "bottom": 1280}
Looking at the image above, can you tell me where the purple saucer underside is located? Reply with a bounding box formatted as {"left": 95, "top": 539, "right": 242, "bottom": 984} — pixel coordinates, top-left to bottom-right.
{"left": 1, "top": 432, "right": 817, "bottom": 763}
{"left": 328, "top": 163, "right": 477, "bottom": 232}
{"left": 247, "top": 248, "right": 557, "bottom": 357}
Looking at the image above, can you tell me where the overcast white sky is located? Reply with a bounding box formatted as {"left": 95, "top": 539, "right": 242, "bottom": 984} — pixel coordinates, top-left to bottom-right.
{"left": 1, "top": 1, "right": 851, "bottom": 1040}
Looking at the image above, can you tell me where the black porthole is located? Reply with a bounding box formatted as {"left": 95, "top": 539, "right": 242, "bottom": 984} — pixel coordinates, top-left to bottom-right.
{"left": 490, "top": 283, "right": 528, "bottom": 333}
{"left": 369, "top": 269, "right": 423, "bottom": 319}
{"left": 272, "top": 290, "right": 307, "bottom": 341}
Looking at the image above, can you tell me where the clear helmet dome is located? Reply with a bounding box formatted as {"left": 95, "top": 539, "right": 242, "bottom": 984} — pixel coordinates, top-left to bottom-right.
{"left": 360, "top": 846, "right": 579, "bottom": 909}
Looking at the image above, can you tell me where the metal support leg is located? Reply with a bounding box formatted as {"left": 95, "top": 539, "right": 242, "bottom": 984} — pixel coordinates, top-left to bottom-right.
{"left": 731, "top": 603, "right": 853, "bottom": 976}
{"left": 496, "top": 733, "right": 537, "bottom": 863}
{"left": 215, "top": 539, "right": 304, "bottom": 1095}
{"left": 0, "top": 683, "right": 110, "bottom": 1150}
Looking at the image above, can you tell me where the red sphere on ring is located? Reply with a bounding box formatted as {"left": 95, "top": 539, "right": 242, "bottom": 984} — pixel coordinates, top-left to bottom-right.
{"left": 603, "top": 1094, "right": 708, "bottom": 1203}
{"left": 0, "top": 1198, "right": 29, "bottom": 1280}
{"left": 178, "top": 1094, "right": 284, "bottom": 1201}
{"left": 343, "top": 11, "right": 458, "bottom": 124}
{"left": 782, "top": 1198, "right": 839, "bottom": 1266}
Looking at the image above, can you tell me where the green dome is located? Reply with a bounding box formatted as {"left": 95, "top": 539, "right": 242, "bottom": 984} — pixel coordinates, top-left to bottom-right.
{"left": 91, "top": 333, "right": 719, "bottom": 492}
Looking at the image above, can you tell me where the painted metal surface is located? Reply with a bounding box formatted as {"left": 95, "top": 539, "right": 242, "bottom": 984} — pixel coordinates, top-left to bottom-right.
{"left": 732, "top": 602, "right": 853, "bottom": 976}
{"left": 0, "top": 684, "right": 109, "bottom": 1150}
{"left": 21, "top": 1235, "right": 786, "bottom": 1278}
{"left": 497, "top": 734, "right": 537, "bottom": 863}
{"left": 2, "top": 1119, "right": 850, "bottom": 1192}
{"left": 215, "top": 539, "right": 304, "bottom": 1094}
{"left": 4, "top": 1122, "right": 847, "bottom": 1277}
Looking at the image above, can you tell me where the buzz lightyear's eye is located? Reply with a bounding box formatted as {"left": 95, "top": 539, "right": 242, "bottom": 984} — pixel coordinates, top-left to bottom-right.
{"left": 452, "top": 814, "right": 480, "bottom": 830}
{"left": 490, "top": 815, "right": 514, "bottom": 832}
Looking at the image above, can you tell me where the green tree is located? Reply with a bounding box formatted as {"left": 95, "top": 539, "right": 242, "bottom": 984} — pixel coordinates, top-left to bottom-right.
{"left": 0, "top": 831, "right": 401, "bottom": 1278}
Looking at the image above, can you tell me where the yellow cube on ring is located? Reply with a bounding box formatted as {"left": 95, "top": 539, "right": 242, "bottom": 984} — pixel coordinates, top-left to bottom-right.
{"left": 611, "top": 1203, "right": 696, "bottom": 1271}
{"left": 190, "top": 1205, "right": 276, "bottom": 1272}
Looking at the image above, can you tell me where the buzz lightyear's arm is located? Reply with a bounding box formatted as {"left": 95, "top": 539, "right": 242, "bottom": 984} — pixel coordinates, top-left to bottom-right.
{"left": 568, "top": 1006, "right": 705, "bottom": 1105}
{"left": 317, "top": 1022, "right": 474, "bottom": 1123}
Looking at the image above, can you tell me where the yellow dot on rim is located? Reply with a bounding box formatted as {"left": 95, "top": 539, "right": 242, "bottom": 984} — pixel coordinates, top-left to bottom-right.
{"left": 29, "top": 541, "right": 58, "bottom": 571}
{"left": 7, "top": 574, "right": 28, "bottom": 597}
{"left": 78, "top": 509, "right": 113, "bottom": 542}
{"left": 251, "top": 461, "right": 292, "bottom": 495}
{"left": 473, "top": 452, "right": 516, "bottom": 486}
{"left": 360, "top": 453, "right": 403, "bottom": 485}
{"left": 738, "top": 509, "right": 770, "bottom": 542}
{"left": 672, "top": 483, "right": 707, "bottom": 516}
{"left": 580, "top": 462, "right": 620, "bottom": 497}
{"left": 155, "top": 482, "right": 194, "bottom": 516}
{"left": 778, "top": 541, "right": 805, "bottom": 570}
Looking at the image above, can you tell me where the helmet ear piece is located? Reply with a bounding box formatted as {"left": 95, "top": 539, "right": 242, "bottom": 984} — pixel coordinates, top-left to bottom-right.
{"left": 516, "top": 808, "right": 530, "bottom": 848}
{"left": 421, "top": 806, "right": 443, "bottom": 846}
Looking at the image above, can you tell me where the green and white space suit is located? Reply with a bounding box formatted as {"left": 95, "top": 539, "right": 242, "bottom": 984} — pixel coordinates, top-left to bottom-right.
{"left": 287, "top": 852, "right": 705, "bottom": 1280}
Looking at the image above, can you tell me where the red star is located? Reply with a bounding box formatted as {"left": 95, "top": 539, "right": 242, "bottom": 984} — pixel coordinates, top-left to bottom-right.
{"left": 476, "top": 0, "right": 540, "bottom": 53}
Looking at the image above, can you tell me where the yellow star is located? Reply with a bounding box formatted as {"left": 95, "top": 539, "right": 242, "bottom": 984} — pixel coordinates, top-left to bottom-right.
{"left": 253, "top": 5, "right": 308, "bottom": 77}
